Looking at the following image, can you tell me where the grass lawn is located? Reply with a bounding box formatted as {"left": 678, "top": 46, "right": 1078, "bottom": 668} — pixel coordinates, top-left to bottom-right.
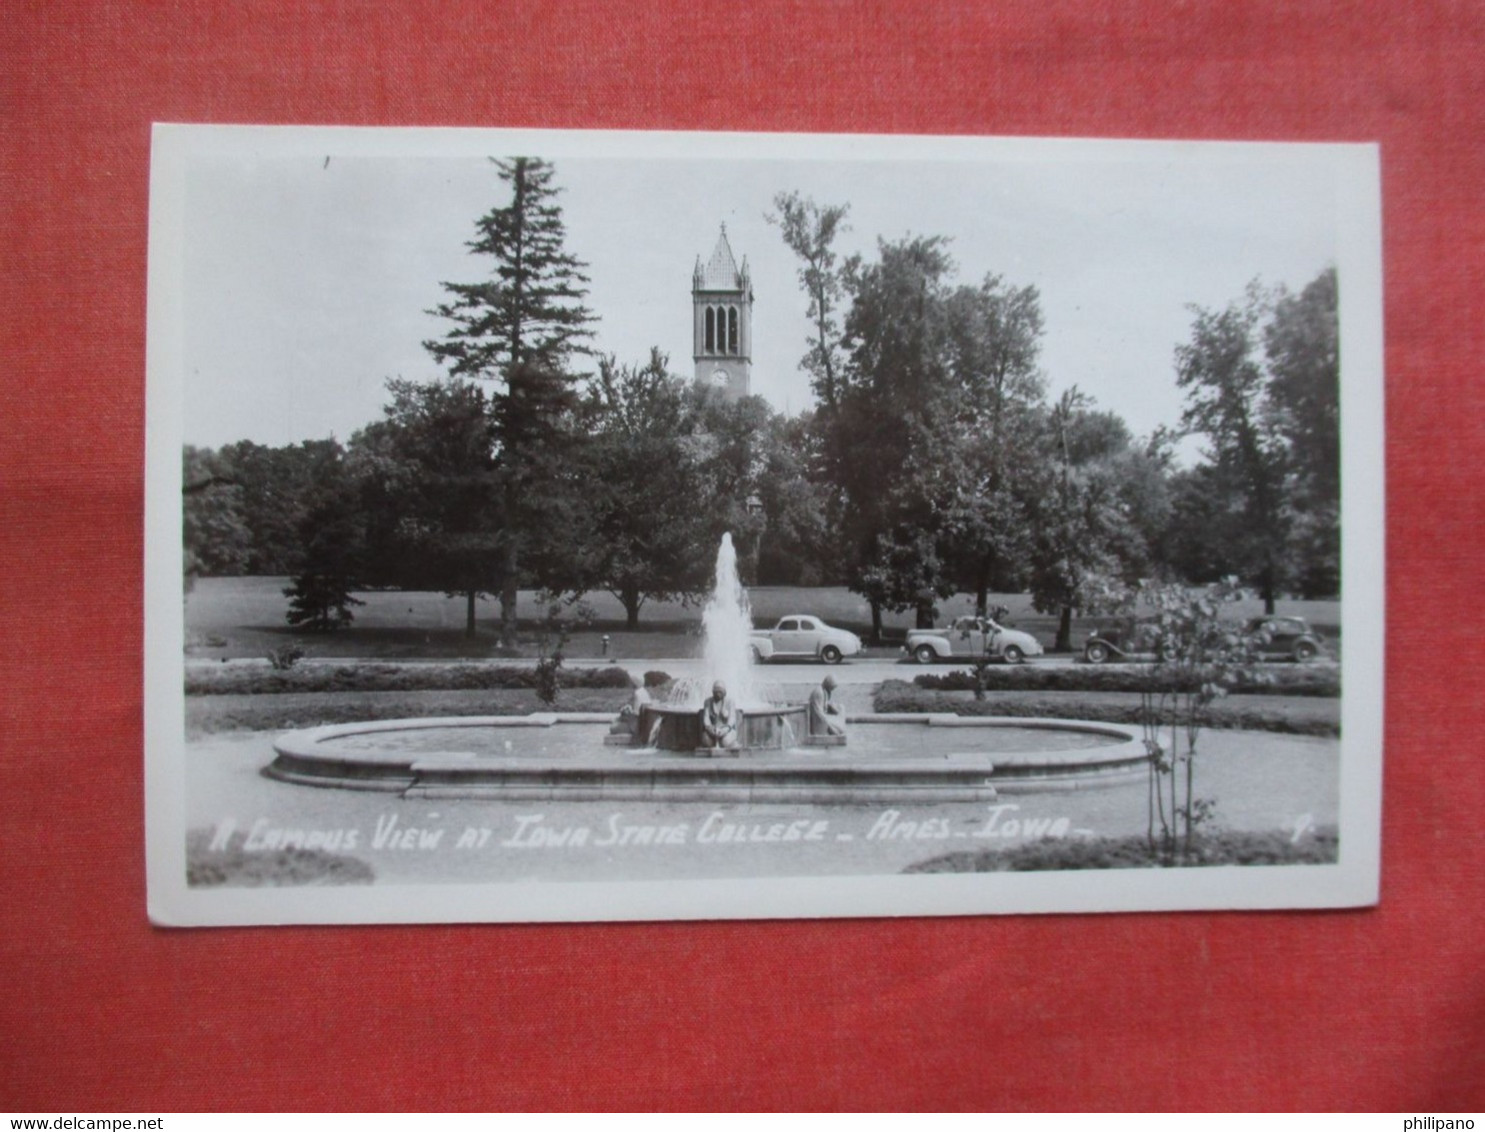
{"left": 185, "top": 576, "right": 1342, "bottom": 661}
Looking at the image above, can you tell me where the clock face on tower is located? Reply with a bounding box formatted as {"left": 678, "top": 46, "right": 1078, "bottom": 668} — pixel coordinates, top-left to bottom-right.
{"left": 711, "top": 368, "right": 730, "bottom": 388}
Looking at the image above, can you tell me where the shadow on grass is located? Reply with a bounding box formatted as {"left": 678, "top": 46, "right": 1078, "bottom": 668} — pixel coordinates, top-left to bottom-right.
{"left": 186, "top": 828, "right": 375, "bottom": 887}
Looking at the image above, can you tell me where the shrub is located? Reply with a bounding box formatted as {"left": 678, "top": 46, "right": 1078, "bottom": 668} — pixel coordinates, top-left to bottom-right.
{"left": 185, "top": 662, "right": 635, "bottom": 696}
{"left": 533, "top": 655, "right": 561, "bottom": 707}
{"left": 871, "top": 680, "right": 1339, "bottom": 736}
{"left": 186, "top": 687, "right": 635, "bottom": 735}
{"left": 266, "top": 644, "right": 306, "bottom": 671}
{"left": 913, "top": 664, "right": 1338, "bottom": 698}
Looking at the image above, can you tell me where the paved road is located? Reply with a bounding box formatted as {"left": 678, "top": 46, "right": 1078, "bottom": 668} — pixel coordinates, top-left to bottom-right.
{"left": 188, "top": 652, "right": 1338, "bottom": 689}
{"left": 595, "top": 655, "right": 1081, "bottom": 686}
{"left": 190, "top": 652, "right": 1082, "bottom": 687}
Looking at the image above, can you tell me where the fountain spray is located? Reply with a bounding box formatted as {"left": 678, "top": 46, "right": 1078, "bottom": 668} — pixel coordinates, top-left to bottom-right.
{"left": 699, "top": 533, "right": 762, "bottom": 708}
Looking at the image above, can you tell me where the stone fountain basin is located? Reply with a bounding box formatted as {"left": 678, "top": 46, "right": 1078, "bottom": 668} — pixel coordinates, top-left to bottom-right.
{"left": 265, "top": 713, "right": 1146, "bottom": 803}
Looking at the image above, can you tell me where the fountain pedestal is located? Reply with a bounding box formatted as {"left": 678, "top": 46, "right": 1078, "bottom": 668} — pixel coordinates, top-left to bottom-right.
{"left": 635, "top": 703, "right": 809, "bottom": 754}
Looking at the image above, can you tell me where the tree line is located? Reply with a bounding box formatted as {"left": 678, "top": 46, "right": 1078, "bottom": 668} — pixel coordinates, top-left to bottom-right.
{"left": 183, "top": 159, "right": 1340, "bottom": 646}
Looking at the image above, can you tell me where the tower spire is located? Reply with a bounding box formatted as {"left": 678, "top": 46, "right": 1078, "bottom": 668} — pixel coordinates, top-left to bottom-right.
{"left": 692, "top": 224, "right": 753, "bottom": 400}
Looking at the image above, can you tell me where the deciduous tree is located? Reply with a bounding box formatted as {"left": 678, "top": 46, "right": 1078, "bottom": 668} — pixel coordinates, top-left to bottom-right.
{"left": 832, "top": 235, "right": 961, "bottom": 633}
{"left": 218, "top": 439, "right": 345, "bottom": 575}
{"left": 577, "top": 352, "right": 716, "bottom": 628}
{"left": 941, "top": 276, "right": 1047, "bottom": 613}
{"left": 1027, "top": 390, "right": 1157, "bottom": 650}
{"left": 768, "top": 192, "right": 851, "bottom": 410}
{"left": 350, "top": 378, "right": 501, "bottom": 637}
{"left": 1174, "top": 272, "right": 1340, "bottom": 609}
{"left": 182, "top": 446, "right": 251, "bottom": 591}
{"left": 1175, "top": 286, "right": 1291, "bottom": 611}
{"left": 1265, "top": 267, "right": 1340, "bottom": 596}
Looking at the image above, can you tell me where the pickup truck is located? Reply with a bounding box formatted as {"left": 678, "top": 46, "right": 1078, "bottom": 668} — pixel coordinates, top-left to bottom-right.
{"left": 904, "top": 616, "right": 1043, "bottom": 665}
{"left": 750, "top": 615, "right": 863, "bottom": 664}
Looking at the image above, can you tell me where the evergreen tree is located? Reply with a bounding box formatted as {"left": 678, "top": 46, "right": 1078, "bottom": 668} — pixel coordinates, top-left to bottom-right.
{"left": 423, "top": 157, "right": 596, "bottom": 643}
{"left": 282, "top": 460, "right": 365, "bottom": 633}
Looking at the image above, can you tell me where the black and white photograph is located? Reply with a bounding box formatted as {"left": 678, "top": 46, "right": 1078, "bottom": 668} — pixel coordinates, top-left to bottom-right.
{"left": 145, "top": 126, "right": 1383, "bottom": 924}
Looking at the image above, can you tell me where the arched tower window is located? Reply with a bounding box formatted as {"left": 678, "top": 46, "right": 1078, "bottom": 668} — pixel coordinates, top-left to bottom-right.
{"left": 705, "top": 307, "right": 715, "bottom": 353}
{"left": 728, "top": 307, "right": 739, "bottom": 354}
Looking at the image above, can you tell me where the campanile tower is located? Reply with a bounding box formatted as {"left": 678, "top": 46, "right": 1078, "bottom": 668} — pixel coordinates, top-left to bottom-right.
{"left": 692, "top": 225, "right": 753, "bottom": 400}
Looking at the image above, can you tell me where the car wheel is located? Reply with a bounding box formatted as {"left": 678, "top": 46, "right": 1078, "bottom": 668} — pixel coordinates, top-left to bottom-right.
{"left": 1085, "top": 642, "right": 1109, "bottom": 664}
{"left": 820, "top": 645, "right": 843, "bottom": 665}
{"left": 1002, "top": 644, "right": 1026, "bottom": 664}
{"left": 1293, "top": 641, "right": 1317, "bottom": 662}
{"left": 914, "top": 644, "right": 937, "bottom": 665}
{"left": 751, "top": 646, "right": 765, "bottom": 663}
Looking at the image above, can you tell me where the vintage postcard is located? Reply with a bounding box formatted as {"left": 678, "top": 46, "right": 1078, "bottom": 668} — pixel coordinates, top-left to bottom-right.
{"left": 145, "top": 125, "right": 1383, "bottom": 924}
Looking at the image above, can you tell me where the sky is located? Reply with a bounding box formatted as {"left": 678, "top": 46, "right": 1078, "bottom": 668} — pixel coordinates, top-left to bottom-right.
{"left": 175, "top": 130, "right": 1346, "bottom": 454}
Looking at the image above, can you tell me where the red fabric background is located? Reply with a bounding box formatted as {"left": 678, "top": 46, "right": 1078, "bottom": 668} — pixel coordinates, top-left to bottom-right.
{"left": 3, "top": 1, "right": 1482, "bottom": 1112}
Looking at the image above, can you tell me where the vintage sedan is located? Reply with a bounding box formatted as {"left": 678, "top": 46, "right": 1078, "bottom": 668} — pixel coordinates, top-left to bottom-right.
{"left": 750, "top": 615, "right": 863, "bottom": 664}
{"left": 904, "top": 616, "right": 1043, "bottom": 665}
{"left": 1084, "top": 617, "right": 1166, "bottom": 664}
{"left": 1245, "top": 616, "right": 1325, "bottom": 661}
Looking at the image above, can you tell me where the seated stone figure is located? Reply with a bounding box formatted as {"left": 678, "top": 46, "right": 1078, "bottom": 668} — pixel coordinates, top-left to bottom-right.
{"left": 699, "top": 681, "right": 740, "bottom": 750}
{"left": 807, "top": 674, "right": 847, "bottom": 737}
{"left": 608, "top": 680, "right": 652, "bottom": 737}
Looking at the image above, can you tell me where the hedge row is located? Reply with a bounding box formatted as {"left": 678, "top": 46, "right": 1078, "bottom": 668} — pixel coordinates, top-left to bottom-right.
{"left": 185, "top": 687, "right": 636, "bottom": 736}
{"left": 904, "top": 827, "right": 1340, "bottom": 872}
{"left": 913, "top": 663, "right": 1339, "bottom": 698}
{"left": 873, "top": 681, "right": 1340, "bottom": 736}
{"left": 185, "top": 662, "right": 639, "bottom": 697}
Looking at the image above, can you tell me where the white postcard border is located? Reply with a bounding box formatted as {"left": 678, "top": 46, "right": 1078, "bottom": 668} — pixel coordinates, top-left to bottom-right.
{"left": 145, "top": 125, "right": 1384, "bottom": 926}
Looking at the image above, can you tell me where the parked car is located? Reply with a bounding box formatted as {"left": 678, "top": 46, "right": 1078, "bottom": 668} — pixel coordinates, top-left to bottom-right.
{"left": 750, "top": 615, "right": 863, "bottom": 664}
{"left": 904, "top": 616, "right": 1043, "bottom": 665}
{"left": 1085, "top": 614, "right": 1326, "bottom": 663}
{"left": 1084, "top": 617, "right": 1165, "bottom": 664}
{"left": 1245, "top": 616, "right": 1325, "bottom": 661}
